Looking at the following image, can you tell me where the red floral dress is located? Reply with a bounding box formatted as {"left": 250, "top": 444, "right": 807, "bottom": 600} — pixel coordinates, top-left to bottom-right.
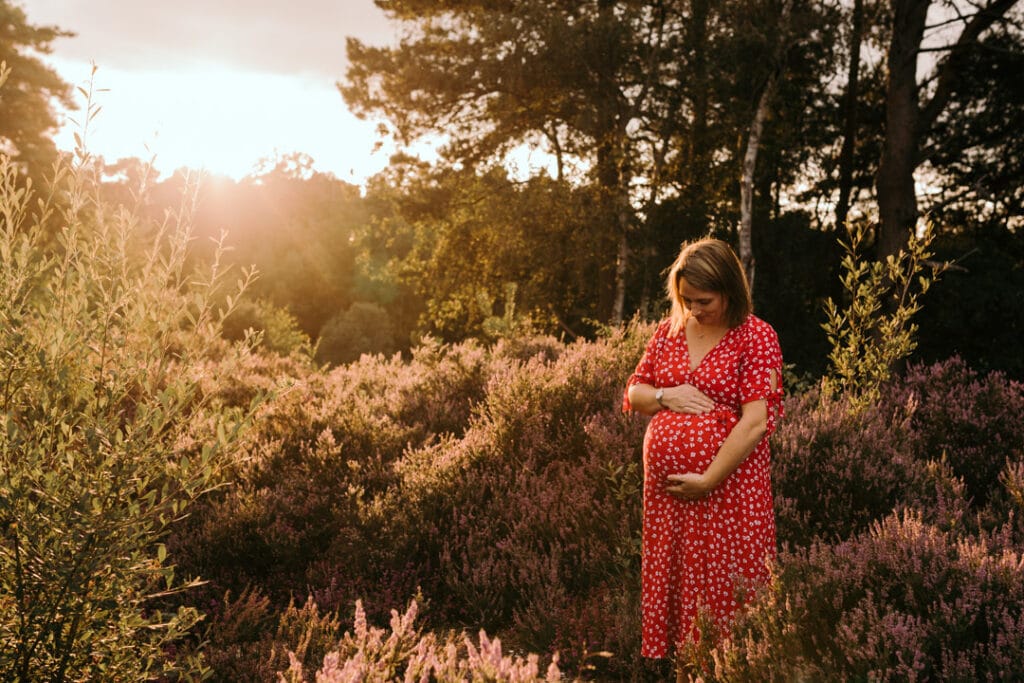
{"left": 623, "top": 315, "right": 783, "bottom": 658}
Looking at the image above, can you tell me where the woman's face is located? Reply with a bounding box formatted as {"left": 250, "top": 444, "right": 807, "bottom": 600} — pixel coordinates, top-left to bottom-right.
{"left": 678, "top": 277, "right": 727, "bottom": 327}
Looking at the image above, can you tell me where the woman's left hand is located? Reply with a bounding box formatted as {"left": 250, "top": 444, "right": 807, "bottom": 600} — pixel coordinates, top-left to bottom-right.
{"left": 666, "top": 472, "right": 713, "bottom": 501}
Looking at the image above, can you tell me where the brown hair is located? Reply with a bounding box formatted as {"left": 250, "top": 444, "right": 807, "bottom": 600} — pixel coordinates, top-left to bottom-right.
{"left": 666, "top": 238, "right": 752, "bottom": 336}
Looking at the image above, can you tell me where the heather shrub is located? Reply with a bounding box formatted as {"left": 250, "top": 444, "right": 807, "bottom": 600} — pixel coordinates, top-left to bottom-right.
{"left": 772, "top": 357, "right": 1022, "bottom": 546}
{"left": 169, "top": 336, "right": 501, "bottom": 598}
{"left": 373, "top": 326, "right": 651, "bottom": 674}
{"left": 171, "top": 323, "right": 652, "bottom": 679}
{"left": 888, "top": 357, "right": 1024, "bottom": 506}
{"left": 697, "top": 511, "right": 1024, "bottom": 681}
{"left": 771, "top": 388, "right": 920, "bottom": 545}
{"left": 200, "top": 587, "right": 280, "bottom": 681}
{"left": 278, "top": 600, "right": 562, "bottom": 683}
{"left": 1002, "top": 458, "right": 1024, "bottom": 515}
{"left": 189, "top": 341, "right": 313, "bottom": 417}
{"left": 168, "top": 400, "right": 392, "bottom": 607}
{"left": 168, "top": 330, "right": 583, "bottom": 677}
{"left": 170, "top": 301, "right": 1023, "bottom": 681}
{"left": 996, "top": 458, "right": 1024, "bottom": 550}
{"left": 489, "top": 332, "right": 565, "bottom": 365}
{"left": 197, "top": 587, "right": 344, "bottom": 682}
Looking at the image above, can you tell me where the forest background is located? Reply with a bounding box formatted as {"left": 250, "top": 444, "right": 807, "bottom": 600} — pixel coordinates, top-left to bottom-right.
{"left": 2, "top": 0, "right": 1024, "bottom": 681}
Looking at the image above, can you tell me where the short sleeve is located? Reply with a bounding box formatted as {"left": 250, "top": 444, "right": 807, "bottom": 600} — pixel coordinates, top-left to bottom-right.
{"left": 738, "top": 317, "right": 784, "bottom": 435}
{"left": 622, "top": 321, "right": 668, "bottom": 412}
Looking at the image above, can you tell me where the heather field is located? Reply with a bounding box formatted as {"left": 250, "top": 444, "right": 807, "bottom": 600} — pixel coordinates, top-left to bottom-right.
{"left": 165, "top": 330, "right": 1024, "bottom": 681}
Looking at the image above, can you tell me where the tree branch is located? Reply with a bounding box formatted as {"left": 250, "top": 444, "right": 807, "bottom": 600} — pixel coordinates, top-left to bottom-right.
{"left": 920, "top": 0, "right": 1021, "bottom": 133}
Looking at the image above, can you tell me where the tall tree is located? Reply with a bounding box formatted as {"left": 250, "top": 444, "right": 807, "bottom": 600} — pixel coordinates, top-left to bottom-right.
{"left": 342, "top": 1, "right": 714, "bottom": 325}
{"left": 923, "top": 25, "right": 1024, "bottom": 228}
{"left": 0, "top": 2, "right": 73, "bottom": 177}
{"left": 875, "top": 0, "right": 1019, "bottom": 258}
{"left": 834, "top": 0, "right": 865, "bottom": 231}
{"left": 344, "top": 0, "right": 851, "bottom": 330}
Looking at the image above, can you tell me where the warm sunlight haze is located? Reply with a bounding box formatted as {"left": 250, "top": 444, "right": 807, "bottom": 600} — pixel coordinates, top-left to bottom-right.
{"left": 20, "top": 0, "right": 398, "bottom": 183}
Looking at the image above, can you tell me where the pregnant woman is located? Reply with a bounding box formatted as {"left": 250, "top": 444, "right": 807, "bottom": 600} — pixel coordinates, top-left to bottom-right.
{"left": 623, "top": 238, "right": 783, "bottom": 677}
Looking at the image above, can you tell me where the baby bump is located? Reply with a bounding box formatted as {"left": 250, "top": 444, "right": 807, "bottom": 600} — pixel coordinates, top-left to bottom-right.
{"left": 643, "top": 407, "right": 738, "bottom": 482}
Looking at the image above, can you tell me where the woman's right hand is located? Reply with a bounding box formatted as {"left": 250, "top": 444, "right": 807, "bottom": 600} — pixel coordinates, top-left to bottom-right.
{"left": 662, "top": 383, "right": 715, "bottom": 414}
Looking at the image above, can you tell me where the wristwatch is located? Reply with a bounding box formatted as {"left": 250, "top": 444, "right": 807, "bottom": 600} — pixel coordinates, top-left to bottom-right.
{"left": 655, "top": 388, "right": 665, "bottom": 408}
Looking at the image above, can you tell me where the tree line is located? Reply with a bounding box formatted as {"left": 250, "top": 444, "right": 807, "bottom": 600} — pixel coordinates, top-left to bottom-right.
{"left": 3, "top": 0, "right": 1023, "bottom": 376}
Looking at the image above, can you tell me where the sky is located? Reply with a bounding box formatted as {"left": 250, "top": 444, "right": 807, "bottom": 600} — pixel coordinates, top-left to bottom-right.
{"left": 19, "top": 0, "right": 403, "bottom": 183}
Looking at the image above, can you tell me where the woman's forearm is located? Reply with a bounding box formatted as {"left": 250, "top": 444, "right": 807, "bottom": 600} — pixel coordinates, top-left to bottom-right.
{"left": 629, "top": 382, "right": 716, "bottom": 416}
{"left": 627, "top": 383, "right": 662, "bottom": 416}
{"left": 701, "top": 400, "right": 768, "bottom": 489}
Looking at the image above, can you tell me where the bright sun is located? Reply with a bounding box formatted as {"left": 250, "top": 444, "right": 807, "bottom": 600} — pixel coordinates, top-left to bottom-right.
{"left": 54, "top": 60, "right": 390, "bottom": 184}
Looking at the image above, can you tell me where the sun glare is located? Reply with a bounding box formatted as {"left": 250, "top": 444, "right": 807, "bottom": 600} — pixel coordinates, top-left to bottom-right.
{"left": 52, "top": 59, "right": 391, "bottom": 184}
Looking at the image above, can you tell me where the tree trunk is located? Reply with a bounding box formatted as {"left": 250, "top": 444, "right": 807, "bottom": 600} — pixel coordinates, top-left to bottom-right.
{"left": 835, "top": 0, "right": 863, "bottom": 231}
{"left": 612, "top": 228, "right": 630, "bottom": 325}
{"left": 740, "top": 81, "right": 774, "bottom": 289}
{"left": 875, "top": 0, "right": 929, "bottom": 260}
{"left": 876, "top": 0, "right": 1019, "bottom": 259}
{"left": 594, "top": 0, "right": 631, "bottom": 325}
{"left": 738, "top": 0, "right": 792, "bottom": 290}
{"left": 687, "top": 0, "right": 711, "bottom": 221}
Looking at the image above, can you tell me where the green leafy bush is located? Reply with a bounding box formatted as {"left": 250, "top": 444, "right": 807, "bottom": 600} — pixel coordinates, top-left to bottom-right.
{"left": 0, "top": 137, "right": 253, "bottom": 677}
{"left": 821, "top": 221, "right": 946, "bottom": 411}
{"left": 222, "top": 297, "right": 313, "bottom": 358}
{"left": 315, "top": 301, "right": 396, "bottom": 366}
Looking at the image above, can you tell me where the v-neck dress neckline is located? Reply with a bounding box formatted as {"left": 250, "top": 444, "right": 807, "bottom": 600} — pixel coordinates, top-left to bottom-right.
{"left": 683, "top": 323, "right": 736, "bottom": 373}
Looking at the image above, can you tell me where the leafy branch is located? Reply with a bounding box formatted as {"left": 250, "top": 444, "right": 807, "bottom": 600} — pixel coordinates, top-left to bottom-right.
{"left": 821, "top": 221, "right": 947, "bottom": 411}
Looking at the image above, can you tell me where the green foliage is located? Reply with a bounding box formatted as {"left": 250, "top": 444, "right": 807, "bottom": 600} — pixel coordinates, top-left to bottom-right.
{"left": 223, "top": 297, "right": 313, "bottom": 358}
{"left": 478, "top": 282, "right": 532, "bottom": 341}
{"left": 0, "top": 8, "right": 74, "bottom": 180}
{"left": 821, "top": 221, "right": 946, "bottom": 410}
{"left": 361, "top": 168, "right": 611, "bottom": 342}
{"left": 315, "top": 301, "right": 397, "bottom": 366}
{"left": 125, "top": 153, "right": 367, "bottom": 340}
{"left": 0, "top": 136, "right": 255, "bottom": 678}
